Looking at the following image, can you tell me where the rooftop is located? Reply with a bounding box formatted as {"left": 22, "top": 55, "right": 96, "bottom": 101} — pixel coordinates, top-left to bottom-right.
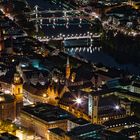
{"left": 66, "top": 123, "right": 104, "bottom": 137}
{"left": 133, "top": 82, "right": 140, "bottom": 88}
{"left": 96, "top": 68, "right": 123, "bottom": 79}
{"left": 120, "top": 126, "right": 140, "bottom": 136}
{"left": 0, "top": 132, "right": 19, "bottom": 140}
{"left": 70, "top": 118, "right": 89, "bottom": 125}
{"left": 48, "top": 127, "right": 65, "bottom": 137}
{"left": 103, "top": 130, "right": 130, "bottom": 140}
{"left": 22, "top": 103, "right": 75, "bottom": 122}
{"left": 103, "top": 116, "right": 140, "bottom": 126}
{"left": 0, "top": 92, "right": 15, "bottom": 103}
{"left": 98, "top": 107, "right": 126, "bottom": 117}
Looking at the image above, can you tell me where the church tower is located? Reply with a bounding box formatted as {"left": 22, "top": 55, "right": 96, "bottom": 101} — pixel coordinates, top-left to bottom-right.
{"left": 93, "top": 96, "right": 99, "bottom": 124}
{"left": 0, "top": 28, "right": 4, "bottom": 52}
{"left": 88, "top": 95, "right": 99, "bottom": 124}
{"left": 11, "top": 72, "right": 23, "bottom": 117}
{"left": 66, "top": 57, "right": 71, "bottom": 79}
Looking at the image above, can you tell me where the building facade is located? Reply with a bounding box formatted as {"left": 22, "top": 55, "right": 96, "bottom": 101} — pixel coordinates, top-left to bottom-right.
{"left": 0, "top": 93, "right": 16, "bottom": 121}
{"left": 11, "top": 73, "right": 23, "bottom": 117}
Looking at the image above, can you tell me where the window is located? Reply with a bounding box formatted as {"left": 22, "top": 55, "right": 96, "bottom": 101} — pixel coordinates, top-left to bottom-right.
{"left": 18, "top": 88, "right": 20, "bottom": 94}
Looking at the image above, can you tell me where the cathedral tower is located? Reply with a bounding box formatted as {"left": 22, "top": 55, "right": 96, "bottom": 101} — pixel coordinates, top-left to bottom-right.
{"left": 93, "top": 96, "right": 99, "bottom": 124}
{"left": 88, "top": 95, "right": 99, "bottom": 124}
{"left": 11, "top": 72, "right": 23, "bottom": 117}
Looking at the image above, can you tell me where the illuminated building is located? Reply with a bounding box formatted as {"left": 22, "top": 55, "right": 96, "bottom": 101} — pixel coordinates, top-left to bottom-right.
{"left": 67, "top": 118, "right": 89, "bottom": 131}
{"left": 103, "top": 116, "right": 140, "bottom": 133}
{"left": 48, "top": 127, "right": 66, "bottom": 140}
{"left": 93, "top": 96, "right": 99, "bottom": 124}
{"left": 120, "top": 99, "right": 131, "bottom": 116}
{"left": 11, "top": 72, "right": 23, "bottom": 117}
{"left": 120, "top": 126, "right": 140, "bottom": 139}
{"left": 46, "top": 85, "right": 59, "bottom": 105}
{"left": 24, "top": 82, "right": 62, "bottom": 105}
{"left": 0, "top": 92, "right": 16, "bottom": 121}
{"left": 132, "top": 82, "right": 140, "bottom": 94}
{"left": 88, "top": 95, "right": 99, "bottom": 124}
{"left": 130, "top": 0, "right": 140, "bottom": 9}
{"left": 48, "top": 123, "right": 129, "bottom": 140}
{"left": 49, "top": 118, "right": 89, "bottom": 140}
{"left": 88, "top": 90, "right": 129, "bottom": 124}
{"left": 66, "top": 124, "right": 104, "bottom": 140}
{"left": 59, "top": 88, "right": 130, "bottom": 124}
{"left": 20, "top": 103, "right": 75, "bottom": 140}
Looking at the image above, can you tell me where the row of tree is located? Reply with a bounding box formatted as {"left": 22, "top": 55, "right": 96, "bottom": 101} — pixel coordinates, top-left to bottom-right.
{"left": 101, "top": 29, "right": 140, "bottom": 64}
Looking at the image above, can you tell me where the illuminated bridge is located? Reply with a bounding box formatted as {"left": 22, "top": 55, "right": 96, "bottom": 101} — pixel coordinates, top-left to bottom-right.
{"left": 26, "top": 5, "right": 101, "bottom": 44}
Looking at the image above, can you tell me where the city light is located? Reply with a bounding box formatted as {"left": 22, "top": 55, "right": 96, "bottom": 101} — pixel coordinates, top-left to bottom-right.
{"left": 115, "top": 105, "right": 120, "bottom": 110}
{"left": 43, "top": 94, "right": 47, "bottom": 98}
{"left": 4, "top": 90, "right": 10, "bottom": 94}
{"left": 0, "top": 0, "right": 139, "bottom": 139}
{"left": 75, "top": 98, "right": 82, "bottom": 104}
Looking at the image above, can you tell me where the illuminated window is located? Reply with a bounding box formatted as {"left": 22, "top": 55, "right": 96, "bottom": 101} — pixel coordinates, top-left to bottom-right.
{"left": 18, "top": 88, "right": 20, "bottom": 94}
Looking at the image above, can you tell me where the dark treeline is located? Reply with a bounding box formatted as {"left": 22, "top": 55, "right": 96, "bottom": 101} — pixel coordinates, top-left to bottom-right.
{"left": 102, "top": 30, "right": 140, "bottom": 65}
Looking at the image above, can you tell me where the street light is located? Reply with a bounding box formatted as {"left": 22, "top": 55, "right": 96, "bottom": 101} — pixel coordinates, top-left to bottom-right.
{"left": 75, "top": 98, "right": 82, "bottom": 104}
{"left": 115, "top": 105, "right": 120, "bottom": 110}
{"left": 43, "top": 94, "right": 47, "bottom": 98}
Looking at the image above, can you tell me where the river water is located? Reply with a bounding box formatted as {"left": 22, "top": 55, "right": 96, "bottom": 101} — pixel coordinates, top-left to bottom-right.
{"left": 26, "top": 0, "right": 140, "bottom": 75}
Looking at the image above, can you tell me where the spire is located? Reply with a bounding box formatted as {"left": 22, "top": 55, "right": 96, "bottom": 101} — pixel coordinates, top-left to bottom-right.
{"left": 67, "top": 57, "right": 69, "bottom": 66}
{"left": 66, "top": 57, "right": 70, "bottom": 79}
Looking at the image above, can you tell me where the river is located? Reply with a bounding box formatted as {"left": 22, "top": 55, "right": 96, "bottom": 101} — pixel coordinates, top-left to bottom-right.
{"left": 26, "top": 0, "right": 140, "bottom": 75}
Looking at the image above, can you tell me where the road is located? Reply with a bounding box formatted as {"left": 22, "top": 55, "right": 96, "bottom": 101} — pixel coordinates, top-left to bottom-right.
{"left": 102, "top": 21, "right": 140, "bottom": 36}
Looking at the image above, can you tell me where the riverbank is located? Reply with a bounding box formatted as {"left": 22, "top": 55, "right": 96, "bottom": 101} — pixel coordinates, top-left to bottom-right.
{"left": 102, "top": 30, "right": 140, "bottom": 64}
